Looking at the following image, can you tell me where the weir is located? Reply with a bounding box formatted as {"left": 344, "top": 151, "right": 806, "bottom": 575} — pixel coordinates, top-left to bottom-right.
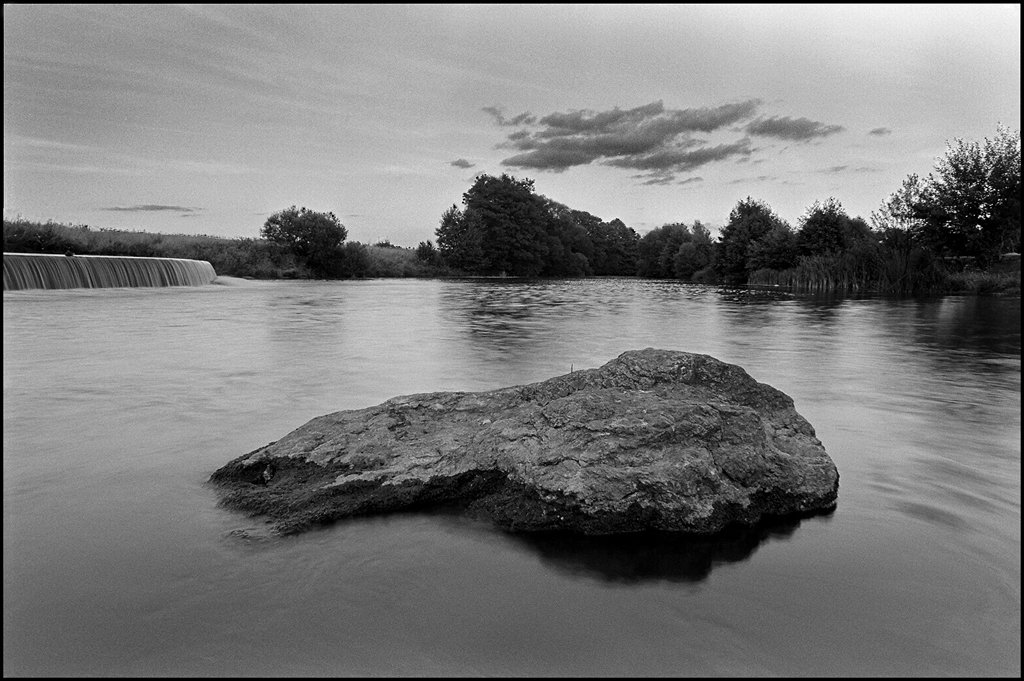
{"left": 3, "top": 252, "right": 218, "bottom": 291}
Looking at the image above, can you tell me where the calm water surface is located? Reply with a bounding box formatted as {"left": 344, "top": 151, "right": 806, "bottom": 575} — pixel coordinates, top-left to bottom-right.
{"left": 3, "top": 278, "right": 1020, "bottom": 676}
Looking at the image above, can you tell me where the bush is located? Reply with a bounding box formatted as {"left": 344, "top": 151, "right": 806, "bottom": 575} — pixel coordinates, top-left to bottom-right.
{"left": 261, "top": 206, "right": 348, "bottom": 277}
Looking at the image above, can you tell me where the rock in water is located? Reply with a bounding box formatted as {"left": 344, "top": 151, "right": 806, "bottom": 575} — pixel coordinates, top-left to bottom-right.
{"left": 209, "top": 349, "right": 839, "bottom": 536}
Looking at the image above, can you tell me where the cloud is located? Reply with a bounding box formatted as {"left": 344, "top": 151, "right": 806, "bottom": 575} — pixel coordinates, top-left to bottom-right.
{"left": 534, "top": 100, "right": 757, "bottom": 138}
{"left": 728, "top": 174, "right": 779, "bottom": 185}
{"left": 484, "top": 99, "right": 847, "bottom": 184}
{"left": 745, "top": 116, "right": 844, "bottom": 140}
{"left": 818, "top": 164, "right": 880, "bottom": 175}
{"left": 482, "top": 106, "right": 536, "bottom": 127}
{"left": 637, "top": 173, "right": 707, "bottom": 187}
{"left": 493, "top": 100, "right": 761, "bottom": 181}
{"left": 605, "top": 139, "right": 753, "bottom": 172}
{"left": 7, "top": 135, "right": 253, "bottom": 176}
{"left": 868, "top": 127, "right": 893, "bottom": 136}
{"left": 102, "top": 204, "right": 202, "bottom": 213}
{"left": 635, "top": 174, "right": 676, "bottom": 186}
{"left": 449, "top": 158, "right": 474, "bottom": 168}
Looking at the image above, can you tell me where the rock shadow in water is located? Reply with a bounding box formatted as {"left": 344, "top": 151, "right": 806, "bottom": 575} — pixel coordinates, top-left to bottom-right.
{"left": 502, "top": 509, "right": 834, "bottom": 584}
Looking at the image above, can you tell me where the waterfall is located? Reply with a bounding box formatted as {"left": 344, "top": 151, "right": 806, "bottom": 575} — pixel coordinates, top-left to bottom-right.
{"left": 3, "top": 253, "right": 218, "bottom": 291}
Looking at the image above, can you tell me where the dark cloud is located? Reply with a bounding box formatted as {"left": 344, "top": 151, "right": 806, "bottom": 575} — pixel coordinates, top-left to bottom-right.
{"left": 449, "top": 158, "right": 474, "bottom": 168}
{"left": 868, "top": 127, "right": 893, "bottom": 136}
{"left": 745, "top": 116, "right": 844, "bottom": 140}
{"left": 606, "top": 139, "right": 753, "bottom": 173}
{"left": 502, "top": 145, "right": 613, "bottom": 172}
{"left": 103, "top": 204, "right": 201, "bottom": 213}
{"left": 535, "top": 100, "right": 667, "bottom": 134}
{"left": 496, "top": 100, "right": 761, "bottom": 180}
{"left": 825, "top": 165, "right": 849, "bottom": 173}
{"left": 485, "top": 100, "right": 846, "bottom": 183}
{"left": 482, "top": 106, "right": 536, "bottom": 127}
{"left": 507, "top": 112, "right": 537, "bottom": 126}
{"left": 677, "top": 176, "right": 704, "bottom": 186}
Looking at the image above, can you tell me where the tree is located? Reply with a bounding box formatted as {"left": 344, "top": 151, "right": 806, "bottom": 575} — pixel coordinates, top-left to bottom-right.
{"left": 796, "top": 198, "right": 871, "bottom": 257}
{"left": 437, "top": 174, "right": 596, "bottom": 277}
{"left": 715, "top": 197, "right": 790, "bottom": 283}
{"left": 673, "top": 221, "right": 714, "bottom": 280}
{"left": 910, "top": 125, "right": 1021, "bottom": 266}
{"left": 415, "top": 239, "right": 441, "bottom": 266}
{"left": 746, "top": 221, "right": 798, "bottom": 272}
{"left": 462, "top": 174, "right": 551, "bottom": 276}
{"left": 584, "top": 217, "right": 639, "bottom": 275}
{"left": 540, "top": 203, "right": 593, "bottom": 276}
{"left": 435, "top": 173, "right": 640, "bottom": 277}
{"left": 261, "top": 206, "right": 348, "bottom": 276}
{"left": 637, "top": 223, "right": 692, "bottom": 278}
{"left": 435, "top": 204, "right": 486, "bottom": 273}
{"left": 871, "top": 174, "right": 925, "bottom": 234}
{"left": 341, "top": 241, "right": 370, "bottom": 277}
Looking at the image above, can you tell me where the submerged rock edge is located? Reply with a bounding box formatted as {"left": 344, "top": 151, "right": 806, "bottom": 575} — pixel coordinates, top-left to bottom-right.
{"left": 209, "top": 348, "right": 839, "bottom": 536}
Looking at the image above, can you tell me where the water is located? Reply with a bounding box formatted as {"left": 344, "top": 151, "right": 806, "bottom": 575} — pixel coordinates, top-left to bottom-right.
{"left": 2, "top": 253, "right": 217, "bottom": 291}
{"left": 3, "top": 278, "right": 1020, "bottom": 676}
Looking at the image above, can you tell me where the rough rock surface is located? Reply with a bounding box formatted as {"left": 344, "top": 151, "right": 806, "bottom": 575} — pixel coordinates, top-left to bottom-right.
{"left": 209, "top": 348, "right": 839, "bottom": 536}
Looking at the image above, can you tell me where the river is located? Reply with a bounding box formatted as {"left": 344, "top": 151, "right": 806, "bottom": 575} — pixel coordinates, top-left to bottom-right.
{"left": 3, "top": 278, "right": 1020, "bottom": 676}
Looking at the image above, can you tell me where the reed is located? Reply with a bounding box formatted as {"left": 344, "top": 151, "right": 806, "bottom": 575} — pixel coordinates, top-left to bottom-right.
{"left": 747, "top": 247, "right": 949, "bottom": 294}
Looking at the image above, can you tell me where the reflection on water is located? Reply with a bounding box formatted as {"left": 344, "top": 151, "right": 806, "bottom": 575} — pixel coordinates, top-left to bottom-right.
{"left": 224, "top": 506, "right": 830, "bottom": 585}
{"left": 3, "top": 278, "right": 1020, "bottom": 676}
{"left": 504, "top": 512, "right": 828, "bottom": 584}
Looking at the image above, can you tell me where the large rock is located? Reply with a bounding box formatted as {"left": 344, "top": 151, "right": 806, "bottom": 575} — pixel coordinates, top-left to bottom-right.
{"left": 210, "top": 349, "right": 839, "bottom": 536}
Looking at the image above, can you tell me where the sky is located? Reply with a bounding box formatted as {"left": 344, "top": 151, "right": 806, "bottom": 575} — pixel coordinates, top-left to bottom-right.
{"left": 4, "top": 4, "right": 1021, "bottom": 246}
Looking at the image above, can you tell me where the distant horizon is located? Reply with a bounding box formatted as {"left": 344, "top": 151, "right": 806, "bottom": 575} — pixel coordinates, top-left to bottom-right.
{"left": 4, "top": 4, "right": 1020, "bottom": 246}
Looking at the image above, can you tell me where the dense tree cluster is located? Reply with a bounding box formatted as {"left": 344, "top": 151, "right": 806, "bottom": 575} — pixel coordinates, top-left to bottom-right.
{"left": 706, "top": 126, "right": 1016, "bottom": 291}
{"left": 714, "top": 198, "right": 793, "bottom": 284}
{"left": 877, "top": 125, "right": 1020, "bottom": 267}
{"left": 432, "top": 173, "right": 639, "bottom": 276}
{"left": 635, "top": 221, "right": 714, "bottom": 280}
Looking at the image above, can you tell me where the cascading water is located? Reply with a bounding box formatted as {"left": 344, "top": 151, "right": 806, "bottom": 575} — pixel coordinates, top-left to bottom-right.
{"left": 3, "top": 253, "right": 218, "bottom": 291}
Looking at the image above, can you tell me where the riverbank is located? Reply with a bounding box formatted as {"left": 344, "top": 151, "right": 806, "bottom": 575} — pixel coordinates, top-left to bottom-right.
{"left": 5, "top": 217, "right": 1019, "bottom": 295}
{"left": 943, "top": 255, "right": 1021, "bottom": 295}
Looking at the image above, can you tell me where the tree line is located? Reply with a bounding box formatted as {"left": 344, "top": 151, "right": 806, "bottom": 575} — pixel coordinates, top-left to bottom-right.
{"left": 420, "top": 125, "right": 1019, "bottom": 293}
{"left": 4, "top": 126, "right": 1017, "bottom": 292}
